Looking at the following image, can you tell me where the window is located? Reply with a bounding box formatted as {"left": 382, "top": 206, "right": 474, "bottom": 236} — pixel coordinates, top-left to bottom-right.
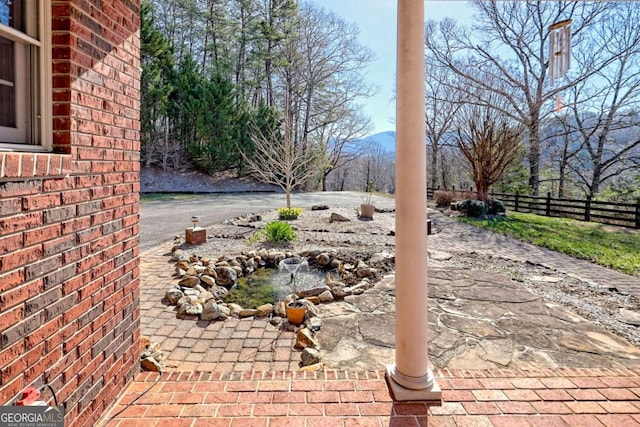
{"left": 0, "top": 0, "right": 51, "bottom": 151}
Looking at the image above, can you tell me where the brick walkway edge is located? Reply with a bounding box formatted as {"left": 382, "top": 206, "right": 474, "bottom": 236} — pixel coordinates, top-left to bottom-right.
{"left": 100, "top": 367, "right": 640, "bottom": 426}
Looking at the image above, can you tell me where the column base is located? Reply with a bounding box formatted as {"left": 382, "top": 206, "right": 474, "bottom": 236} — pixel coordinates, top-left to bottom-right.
{"left": 385, "top": 365, "right": 442, "bottom": 403}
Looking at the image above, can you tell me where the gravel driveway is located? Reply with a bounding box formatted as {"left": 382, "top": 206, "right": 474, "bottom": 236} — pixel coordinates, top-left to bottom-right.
{"left": 139, "top": 191, "right": 395, "bottom": 251}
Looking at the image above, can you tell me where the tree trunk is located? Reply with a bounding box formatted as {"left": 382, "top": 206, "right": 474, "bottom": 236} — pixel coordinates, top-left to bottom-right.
{"left": 526, "top": 124, "right": 541, "bottom": 196}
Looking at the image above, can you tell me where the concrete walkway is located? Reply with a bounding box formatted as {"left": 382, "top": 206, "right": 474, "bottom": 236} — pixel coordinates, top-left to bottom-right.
{"left": 100, "top": 199, "right": 640, "bottom": 426}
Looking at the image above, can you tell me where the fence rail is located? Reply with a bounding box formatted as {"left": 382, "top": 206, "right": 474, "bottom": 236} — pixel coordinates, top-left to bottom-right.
{"left": 427, "top": 188, "right": 640, "bottom": 229}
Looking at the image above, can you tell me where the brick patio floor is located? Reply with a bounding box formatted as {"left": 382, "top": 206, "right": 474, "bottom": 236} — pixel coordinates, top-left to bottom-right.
{"left": 100, "top": 368, "right": 640, "bottom": 426}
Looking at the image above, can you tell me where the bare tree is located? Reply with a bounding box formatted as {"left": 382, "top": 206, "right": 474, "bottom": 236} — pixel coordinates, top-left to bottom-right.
{"left": 454, "top": 93, "right": 525, "bottom": 203}
{"left": 561, "top": 3, "right": 640, "bottom": 198}
{"left": 424, "top": 55, "right": 463, "bottom": 190}
{"left": 424, "top": 1, "right": 615, "bottom": 195}
{"left": 242, "top": 111, "right": 321, "bottom": 208}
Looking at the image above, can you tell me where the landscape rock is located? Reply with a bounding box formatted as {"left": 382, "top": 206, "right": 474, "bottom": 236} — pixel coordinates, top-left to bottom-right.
{"left": 228, "top": 303, "right": 243, "bottom": 316}
{"left": 300, "top": 348, "right": 321, "bottom": 366}
{"left": 256, "top": 303, "right": 273, "bottom": 317}
{"left": 165, "top": 288, "right": 184, "bottom": 305}
{"left": 295, "top": 328, "right": 320, "bottom": 350}
{"left": 297, "top": 286, "right": 331, "bottom": 298}
{"left": 239, "top": 309, "right": 258, "bottom": 318}
{"left": 178, "top": 275, "right": 200, "bottom": 287}
{"left": 329, "top": 212, "right": 350, "bottom": 223}
{"left": 141, "top": 357, "right": 163, "bottom": 372}
{"left": 316, "top": 253, "right": 332, "bottom": 266}
{"left": 311, "top": 205, "right": 329, "bottom": 211}
{"left": 215, "top": 266, "right": 237, "bottom": 286}
{"left": 318, "top": 290, "right": 334, "bottom": 303}
{"left": 201, "top": 300, "right": 221, "bottom": 321}
{"left": 200, "top": 275, "right": 216, "bottom": 287}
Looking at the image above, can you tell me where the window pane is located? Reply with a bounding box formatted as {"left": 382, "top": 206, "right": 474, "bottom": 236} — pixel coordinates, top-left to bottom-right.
{"left": 0, "top": 0, "right": 23, "bottom": 31}
{"left": 0, "top": 36, "right": 15, "bottom": 128}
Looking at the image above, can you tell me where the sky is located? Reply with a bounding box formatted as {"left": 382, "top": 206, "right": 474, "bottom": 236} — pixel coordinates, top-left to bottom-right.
{"left": 310, "top": 1, "right": 475, "bottom": 134}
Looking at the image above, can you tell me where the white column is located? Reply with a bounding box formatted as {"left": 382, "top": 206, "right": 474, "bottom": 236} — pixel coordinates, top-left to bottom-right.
{"left": 385, "top": 0, "right": 441, "bottom": 402}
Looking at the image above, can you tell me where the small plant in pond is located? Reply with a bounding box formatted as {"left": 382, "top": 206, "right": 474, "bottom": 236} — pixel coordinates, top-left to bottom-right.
{"left": 252, "top": 220, "right": 296, "bottom": 243}
{"left": 277, "top": 207, "right": 302, "bottom": 220}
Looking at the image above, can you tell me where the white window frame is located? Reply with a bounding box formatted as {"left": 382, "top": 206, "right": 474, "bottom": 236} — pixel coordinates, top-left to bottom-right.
{"left": 0, "top": 0, "right": 52, "bottom": 152}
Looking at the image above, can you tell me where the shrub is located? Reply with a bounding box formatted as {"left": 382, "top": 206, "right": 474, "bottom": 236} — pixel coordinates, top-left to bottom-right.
{"left": 277, "top": 207, "right": 302, "bottom": 220}
{"left": 488, "top": 199, "right": 506, "bottom": 215}
{"left": 434, "top": 190, "right": 455, "bottom": 208}
{"left": 458, "top": 199, "right": 488, "bottom": 217}
{"left": 255, "top": 221, "right": 297, "bottom": 243}
{"left": 433, "top": 190, "right": 476, "bottom": 208}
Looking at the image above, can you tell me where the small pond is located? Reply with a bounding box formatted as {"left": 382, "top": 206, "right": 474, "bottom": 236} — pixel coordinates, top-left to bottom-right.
{"left": 224, "top": 266, "right": 335, "bottom": 308}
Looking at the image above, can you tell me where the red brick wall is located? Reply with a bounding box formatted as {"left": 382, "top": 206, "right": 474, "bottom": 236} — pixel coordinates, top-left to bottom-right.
{"left": 0, "top": 1, "right": 141, "bottom": 426}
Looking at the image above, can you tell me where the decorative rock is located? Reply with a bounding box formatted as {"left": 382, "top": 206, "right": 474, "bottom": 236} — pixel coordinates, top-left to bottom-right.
{"left": 300, "top": 363, "right": 323, "bottom": 372}
{"left": 217, "top": 305, "right": 231, "bottom": 320}
{"left": 330, "top": 287, "right": 348, "bottom": 299}
{"left": 268, "top": 251, "right": 286, "bottom": 265}
{"left": 329, "top": 212, "right": 350, "bottom": 223}
{"left": 256, "top": 304, "right": 274, "bottom": 317}
{"left": 307, "top": 296, "right": 321, "bottom": 305}
{"left": 182, "top": 289, "right": 200, "bottom": 297}
{"left": 270, "top": 317, "right": 283, "bottom": 327}
{"left": 295, "top": 328, "right": 320, "bottom": 350}
{"left": 330, "top": 259, "right": 342, "bottom": 269}
{"left": 300, "top": 299, "right": 319, "bottom": 318}
{"left": 185, "top": 303, "right": 203, "bottom": 315}
{"left": 215, "top": 266, "right": 238, "bottom": 286}
{"left": 211, "top": 286, "right": 229, "bottom": 300}
{"left": 306, "top": 317, "right": 322, "bottom": 332}
{"left": 228, "top": 303, "right": 243, "bottom": 316}
{"left": 239, "top": 309, "right": 257, "bottom": 318}
{"left": 316, "top": 253, "right": 331, "bottom": 266}
{"left": 230, "top": 266, "right": 243, "bottom": 278}
{"left": 141, "top": 357, "right": 162, "bottom": 372}
{"left": 165, "top": 288, "right": 184, "bottom": 305}
{"left": 200, "top": 275, "right": 216, "bottom": 287}
{"left": 311, "top": 205, "right": 329, "bottom": 210}
{"left": 197, "top": 291, "right": 214, "bottom": 303}
{"left": 257, "top": 248, "right": 269, "bottom": 260}
{"left": 318, "top": 290, "right": 334, "bottom": 303}
{"left": 274, "top": 301, "right": 287, "bottom": 318}
{"left": 297, "top": 286, "right": 331, "bottom": 298}
{"left": 178, "top": 260, "right": 190, "bottom": 271}
{"left": 300, "top": 347, "right": 321, "bottom": 366}
{"left": 369, "top": 252, "right": 394, "bottom": 264}
{"left": 178, "top": 275, "right": 199, "bottom": 287}
{"left": 356, "top": 263, "right": 373, "bottom": 278}
{"left": 201, "top": 300, "right": 221, "bottom": 321}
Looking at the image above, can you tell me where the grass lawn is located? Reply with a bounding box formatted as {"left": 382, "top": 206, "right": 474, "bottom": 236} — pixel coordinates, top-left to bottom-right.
{"left": 460, "top": 212, "right": 640, "bottom": 276}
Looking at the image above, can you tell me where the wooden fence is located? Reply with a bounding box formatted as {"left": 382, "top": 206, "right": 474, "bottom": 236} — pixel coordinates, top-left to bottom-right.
{"left": 427, "top": 188, "right": 640, "bottom": 229}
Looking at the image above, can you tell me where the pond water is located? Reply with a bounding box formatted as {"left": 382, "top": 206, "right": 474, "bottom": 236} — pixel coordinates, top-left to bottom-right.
{"left": 224, "top": 267, "right": 333, "bottom": 308}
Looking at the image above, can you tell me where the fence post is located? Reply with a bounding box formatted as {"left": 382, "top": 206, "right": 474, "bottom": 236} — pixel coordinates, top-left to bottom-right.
{"left": 636, "top": 198, "right": 640, "bottom": 229}
{"left": 585, "top": 195, "right": 591, "bottom": 222}
{"left": 546, "top": 192, "right": 551, "bottom": 217}
{"left": 515, "top": 191, "right": 520, "bottom": 212}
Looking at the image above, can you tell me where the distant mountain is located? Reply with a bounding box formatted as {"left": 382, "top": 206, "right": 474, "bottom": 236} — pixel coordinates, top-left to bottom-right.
{"left": 356, "top": 131, "right": 396, "bottom": 154}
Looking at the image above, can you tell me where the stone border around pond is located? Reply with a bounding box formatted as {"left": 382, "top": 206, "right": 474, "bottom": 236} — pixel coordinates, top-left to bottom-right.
{"left": 165, "top": 246, "right": 396, "bottom": 325}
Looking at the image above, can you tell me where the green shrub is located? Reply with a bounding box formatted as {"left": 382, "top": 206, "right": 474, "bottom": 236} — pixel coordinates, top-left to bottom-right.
{"left": 277, "top": 207, "right": 302, "bottom": 220}
{"left": 458, "top": 199, "right": 488, "bottom": 217}
{"left": 254, "top": 221, "right": 297, "bottom": 243}
{"left": 488, "top": 199, "right": 506, "bottom": 214}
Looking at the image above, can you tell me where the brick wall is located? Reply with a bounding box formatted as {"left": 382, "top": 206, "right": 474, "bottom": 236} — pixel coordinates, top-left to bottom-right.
{"left": 0, "top": 1, "right": 141, "bottom": 426}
